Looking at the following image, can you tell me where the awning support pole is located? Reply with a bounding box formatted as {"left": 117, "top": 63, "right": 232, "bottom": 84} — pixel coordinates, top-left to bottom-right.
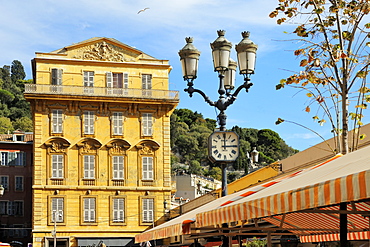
{"left": 340, "top": 202, "right": 348, "bottom": 247}
{"left": 267, "top": 231, "right": 272, "bottom": 247}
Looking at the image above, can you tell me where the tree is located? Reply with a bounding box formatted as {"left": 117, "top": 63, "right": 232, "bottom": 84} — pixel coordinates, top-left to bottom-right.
{"left": 0, "top": 116, "right": 14, "bottom": 134}
{"left": 271, "top": 0, "right": 370, "bottom": 154}
{"left": 206, "top": 167, "right": 222, "bottom": 181}
{"left": 189, "top": 160, "right": 204, "bottom": 175}
{"left": 11, "top": 60, "right": 26, "bottom": 84}
{"left": 13, "top": 116, "right": 33, "bottom": 132}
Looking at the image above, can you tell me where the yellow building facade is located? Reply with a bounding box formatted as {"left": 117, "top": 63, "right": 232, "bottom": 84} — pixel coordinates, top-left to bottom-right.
{"left": 25, "top": 38, "right": 179, "bottom": 247}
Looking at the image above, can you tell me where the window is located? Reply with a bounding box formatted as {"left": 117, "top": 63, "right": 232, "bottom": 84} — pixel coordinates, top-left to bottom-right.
{"left": 0, "top": 176, "right": 8, "bottom": 190}
{"left": 142, "top": 74, "right": 152, "bottom": 96}
{"left": 113, "top": 156, "right": 124, "bottom": 180}
{"left": 142, "top": 157, "right": 153, "bottom": 180}
{"left": 13, "top": 201, "right": 24, "bottom": 216}
{"left": 0, "top": 201, "right": 23, "bottom": 216}
{"left": 106, "top": 73, "right": 128, "bottom": 94}
{"left": 142, "top": 113, "right": 153, "bottom": 136}
{"left": 142, "top": 198, "right": 154, "bottom": 223}
{"left": 0, "top": 152, "right": 8, "bottom": 166}
{"left": 52, "top": 155, "right": 64, "bottom": 179}
{"left": 112, "top": 198, "right": 124, "bottom": 222}
{"left": 15, "top": 177, "right": 23, "bottom": 191}
{"left": 51, "top": 198, "right": 64, "bottom": 223}
{"left": 83, "top": 198, "right": 96, "bottom": 222}
{"left": 0, "top": 201, "right": 7, "bottom": 215}
{"left": 52, "top": 109, "right": 63, "bottom": 134}
{"left": 84, "top": 155, "right": 95, "bottom": 179}
{"left": 51, "top": 69, "right": 62, "bottom": 85}
{"left": 112, "top": 112, "right": 123, "bottom": 135}
{"left": 84, "top": 71, "right": 94, "bottom": 93}
{"left": 0, "top": 151, "right": 26, "bottom": 166}
{"left": 83, "top": 111, "right": 95, "bottom": 135}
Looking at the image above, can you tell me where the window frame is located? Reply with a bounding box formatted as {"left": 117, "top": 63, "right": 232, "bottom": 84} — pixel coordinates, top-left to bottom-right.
{"left": 141, "top": 113, "right": 153, "bottom": 137}
{"left": 141, "top": 197, "right": 154, "bottom": 224}
{"left": 51, "top": 109, "right": 63, "bottom": 134}
{"left": 81, "top": 197, "right": 97, "bottom": 225}
{"left": 51, "top": 154, "right": 64, "bottom": 179}
{"left": 48, "top": 196, "right": 66, "bottom": 225}
{"left": 0, "top": 151, "right": 8, "bottom": 166}
{"left": 0, "top": 176, "right": 9, "bottom": 191}
{"left": 15, "top": 176, "right": 24, "bottom": 191}
{"left": 142, "top": 156, "right": 153, "bottom": 181}
{"left": 83, "top": 71, "right": 94, "bottom": 87}
{"left": 83, "top": 111, "right": 95, "bottom": 135}
{"left": 112, "top": 155, "right": 124, "bottom": 180}
{"left": 51, "top": 68, "right": 62, "bottom": 86}
{"left": 112, "top": 112, "right": 124, "bottom": 136}
{"left": 83, "top": 155, "right": 95, "bottom": 179}
{"left": 111, "top": 196, "right": 126, "bottom": 225}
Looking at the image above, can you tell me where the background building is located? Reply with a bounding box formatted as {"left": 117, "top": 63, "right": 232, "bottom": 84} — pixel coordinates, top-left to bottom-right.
{"left": 24, "top": 38, "right": 179, "bottom": 247}
{"left": 0, "top": 131, "right": 33, "bottom": 246}
{"left": 173, "top": 174, "right": 221, "bottom": 200}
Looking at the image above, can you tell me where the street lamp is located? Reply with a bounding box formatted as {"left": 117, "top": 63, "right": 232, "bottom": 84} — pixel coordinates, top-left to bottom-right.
{"left": 179, "top": 30, "right": 258, "bottom": 131}
{"left": 246, "top": 147, "right": 259, "bottom": 174}
{"left": 179, "top": 30, "right": 258, "bottom": 197}
{"left": 0, "top": 185, "right": 4, "bottom": 196}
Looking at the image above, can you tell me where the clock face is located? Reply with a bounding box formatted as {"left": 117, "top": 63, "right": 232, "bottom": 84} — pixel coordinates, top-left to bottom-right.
{"left": 208, "top": 131, "right": 240, "bottom": 163}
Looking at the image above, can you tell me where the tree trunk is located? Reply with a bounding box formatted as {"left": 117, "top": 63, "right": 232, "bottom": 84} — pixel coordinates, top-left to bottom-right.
{"left": 341, "top": 84, "right": 349, "bottom": 155}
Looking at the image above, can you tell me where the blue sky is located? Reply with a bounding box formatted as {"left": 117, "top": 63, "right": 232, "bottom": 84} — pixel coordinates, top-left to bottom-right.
{"left": 0, "top": 0, "right": 340, "bottom": 151}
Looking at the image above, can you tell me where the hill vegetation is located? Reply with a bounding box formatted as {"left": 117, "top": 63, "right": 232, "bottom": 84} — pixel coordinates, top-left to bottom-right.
{"left": 0, "top": 60, "right": 33, "bottom": 133}
{"left": 170, "top": 109, "right": 299, "bottom": 182}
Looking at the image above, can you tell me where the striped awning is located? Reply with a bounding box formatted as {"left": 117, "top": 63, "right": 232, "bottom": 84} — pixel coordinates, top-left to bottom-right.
{"left": 196, "top": 146, "right": 370, "bottom": 242}
{"left": 135, "top": 156, "right": 317, "bottom": 243}
{"left": 137, "top": 146, "right": 370, "bottom": 243}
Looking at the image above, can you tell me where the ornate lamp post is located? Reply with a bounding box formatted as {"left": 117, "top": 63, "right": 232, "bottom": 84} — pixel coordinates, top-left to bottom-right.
{"left": 179, "top": 30, "right": 257, "bottom": 132}
{"left": 179, "top": 30, "right": 258, "bottom": 197}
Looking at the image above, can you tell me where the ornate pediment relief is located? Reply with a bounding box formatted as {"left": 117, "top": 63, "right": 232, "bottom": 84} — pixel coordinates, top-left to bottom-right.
{"left": 136, "top": 141, "right": 160, "bottom": 155}
{"left": 71, "top": 41, "right": 137, "bottom": 62}
{"left": 45, "top": 138, "right": 71, "bottom": 154}
{"left": 106, "top": 140, "right": 131, "bottom": 155}
{"left": 77, "top": 138, "right": 102, "bottom": 154}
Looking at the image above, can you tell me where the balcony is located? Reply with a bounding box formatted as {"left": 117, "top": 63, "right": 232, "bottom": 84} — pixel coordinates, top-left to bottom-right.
{"left": 24, "top": 84, "right": 179, "bottom": 101}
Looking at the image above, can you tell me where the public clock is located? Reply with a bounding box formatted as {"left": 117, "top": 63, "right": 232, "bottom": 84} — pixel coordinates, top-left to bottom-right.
{"left": 208, "top": 131, "right": 240, "bottom": 163}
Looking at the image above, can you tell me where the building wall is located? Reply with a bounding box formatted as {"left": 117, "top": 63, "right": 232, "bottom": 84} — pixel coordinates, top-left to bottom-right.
{"left": 280, "top": 123, "right": 370, "bottom": 172}
{"left": 0, "top": 134, "right": 33, "bottom": 246}
{"left": 174, "top": 174, "right": 221, "bottom": 200}
{"left": 25, "top": 38, "right": 178, "bottom": 247}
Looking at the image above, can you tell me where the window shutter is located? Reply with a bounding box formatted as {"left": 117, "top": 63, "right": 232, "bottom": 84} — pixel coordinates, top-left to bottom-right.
{"left": 148, "top": 157, "right": 153, "bottom": 179}
{"left": 84, "top": 111, "right": 94, "bottom": 134}
{"left": 84, "top": 198, "right": 89, "bottom": 221}
{"left": 124, "top": 73, "right": 129, "bottom": 89}
{"left": 106, "top": 72, "right": 113, "bottom": 88}
{"left": 142, "top": 198, "right": 153, "bottom": 222}
{"left": 84, "top": 155, "right": 95, "bottom": 179}
{"left": 52, "top": 69, "right": 62, "bottom": 85}
{"left": 52, "top": 155, "right": 58, "bottom": 178}
{"left": 142, "top": 157, "right": 148, "bottom": 180}
{"left": 113, "top": 112, "right": 123, "bottom": 135}
{"left": 142, "top": 113, "right": 153, "bottom": 136}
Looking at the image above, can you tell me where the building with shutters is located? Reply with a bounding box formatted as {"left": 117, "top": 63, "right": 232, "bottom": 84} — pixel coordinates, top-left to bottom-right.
{"left": 0, "top": 131, "right": 33, "bottom": 246}
{"left": 24, "top": 38, "right": 179, "bottom": 247}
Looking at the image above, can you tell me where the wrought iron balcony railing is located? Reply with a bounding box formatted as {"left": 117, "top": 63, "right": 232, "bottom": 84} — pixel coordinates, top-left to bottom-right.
{"left": 24, "top": 84, "right": 179, "bottom": 101}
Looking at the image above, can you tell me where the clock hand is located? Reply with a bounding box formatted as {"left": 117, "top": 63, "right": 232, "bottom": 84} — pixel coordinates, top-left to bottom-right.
{"left": 222, "top": 132, "right": 227, "bottom": 150}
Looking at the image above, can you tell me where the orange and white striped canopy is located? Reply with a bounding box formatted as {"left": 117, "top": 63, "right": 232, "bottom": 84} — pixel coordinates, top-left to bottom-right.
{"left": 196, "top": 146, "right": 370, "bottom": 242}
{"left": 137, "top": 146, "right": 370, "bottom": 243}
